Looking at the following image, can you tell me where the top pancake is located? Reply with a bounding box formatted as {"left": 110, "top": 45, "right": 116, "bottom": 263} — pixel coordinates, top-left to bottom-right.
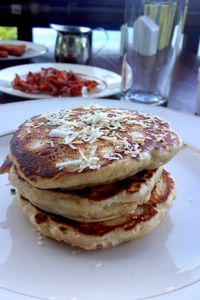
{"left": 9, "top": 104, "right": 183, "bottom": 189}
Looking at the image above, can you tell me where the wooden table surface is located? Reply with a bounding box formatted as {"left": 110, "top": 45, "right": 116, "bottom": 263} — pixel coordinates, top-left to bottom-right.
{"left": 0, "top": 47, "right": 199, "bottom": 115}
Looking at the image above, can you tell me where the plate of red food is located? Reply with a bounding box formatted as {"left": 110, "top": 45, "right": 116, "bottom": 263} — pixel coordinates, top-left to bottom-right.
{"left": 0, "top": 40, "right": 48, "bottom": 60}
{"left": 0, "top": 62, "right": 121, "bottom": 98}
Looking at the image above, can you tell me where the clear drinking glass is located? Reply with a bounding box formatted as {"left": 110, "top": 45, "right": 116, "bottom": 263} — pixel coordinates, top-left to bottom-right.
{"left": 121, "top": 0, "right": 187, "bottom": 105}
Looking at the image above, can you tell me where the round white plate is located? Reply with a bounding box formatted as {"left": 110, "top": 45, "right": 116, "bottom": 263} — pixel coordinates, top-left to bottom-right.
{"left": 0, "top": 63, "right": 121, "bottom": 99}
{"left": 0, "top": 99, "right": 200, "bottom": 300}
{"left": 0, "top": 40, "right": 48, "bottom": 61}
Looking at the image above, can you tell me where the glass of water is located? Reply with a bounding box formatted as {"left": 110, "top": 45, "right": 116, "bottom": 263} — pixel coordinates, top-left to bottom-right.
{"left": 121, "top": 0, "right": 187, "bottom": 105}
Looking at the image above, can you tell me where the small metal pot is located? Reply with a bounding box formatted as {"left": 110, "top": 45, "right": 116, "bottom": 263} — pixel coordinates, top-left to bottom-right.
{"left": 50, "top": 24, "right": 92, "bottom": 64}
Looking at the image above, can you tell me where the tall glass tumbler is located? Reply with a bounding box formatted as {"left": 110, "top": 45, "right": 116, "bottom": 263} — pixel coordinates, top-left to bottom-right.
{"left": 121, "top": 0, "right": 187, "bottom": 105}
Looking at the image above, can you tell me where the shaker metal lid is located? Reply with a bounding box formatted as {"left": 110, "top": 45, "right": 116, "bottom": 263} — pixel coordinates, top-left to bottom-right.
{"left": 50, "top": 24, "right": 92, "bottom": 35}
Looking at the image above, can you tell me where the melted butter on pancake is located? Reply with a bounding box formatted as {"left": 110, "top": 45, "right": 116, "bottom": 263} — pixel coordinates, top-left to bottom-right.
{"left": 29, "top": 140, "right": 47, "bottom": 150}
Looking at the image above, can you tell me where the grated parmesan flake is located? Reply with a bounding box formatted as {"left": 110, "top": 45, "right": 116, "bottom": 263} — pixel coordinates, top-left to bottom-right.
{"left": 37, "top": 104, "right": 170, "bottom": 172}
{"left": 56, "top": 159, "right": 83, "bottom": 169}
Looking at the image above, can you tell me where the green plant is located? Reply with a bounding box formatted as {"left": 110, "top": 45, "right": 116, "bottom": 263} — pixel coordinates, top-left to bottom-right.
{"left": 0, "top": 27, "right": 17, "bottom": 40}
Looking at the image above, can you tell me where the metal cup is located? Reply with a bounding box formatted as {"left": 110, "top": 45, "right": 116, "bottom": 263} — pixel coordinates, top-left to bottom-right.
{"left": 50, "top": 24, "right": 92, "bottom": 64}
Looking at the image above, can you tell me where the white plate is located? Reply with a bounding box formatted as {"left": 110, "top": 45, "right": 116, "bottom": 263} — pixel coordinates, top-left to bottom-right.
{"left": 0, "top": 40, "right": 48, "bottom": 61}
{"left": 0, "top": 98, "right": 200, "bottom": 300}
{"left": 0, "top": 63, "right": 121, "bottom": 99}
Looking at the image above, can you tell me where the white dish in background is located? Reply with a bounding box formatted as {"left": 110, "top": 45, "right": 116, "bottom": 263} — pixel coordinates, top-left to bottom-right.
{"left": 0, "top": 63, "right": 121, "bottom": 99}
{"left": 0, "top": 98, "right": 200, "bottom": 300}
{"left": 0, "top": 40, "right": 48, "bottom": 61}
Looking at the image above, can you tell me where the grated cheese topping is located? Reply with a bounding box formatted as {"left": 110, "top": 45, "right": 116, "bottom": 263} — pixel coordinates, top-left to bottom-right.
{"left": 32, "top": 104, "right": 171, "bottom": 172}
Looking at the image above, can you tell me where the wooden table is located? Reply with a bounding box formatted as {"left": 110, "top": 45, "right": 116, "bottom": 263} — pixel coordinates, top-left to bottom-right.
{"left": 0, "top": 47, "right": 199, "bottom": 115}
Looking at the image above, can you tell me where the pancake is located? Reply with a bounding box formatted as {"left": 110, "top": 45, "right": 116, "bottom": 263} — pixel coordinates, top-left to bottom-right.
{"left": 17, "top": 169, "right": 176, "bottom": 250}
{"left": 9, "top": 164, "right": 162, "bottom": 222}
{"left": 0, "top": 155, "right": 12, "bottom": 174}
{"left": 9, "top": 105, "right": 183, "bottom": 189}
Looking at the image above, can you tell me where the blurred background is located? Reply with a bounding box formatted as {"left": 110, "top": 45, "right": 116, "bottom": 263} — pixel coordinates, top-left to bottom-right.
{"left": 0, "top": 0, "right": 199, "bottom": 55}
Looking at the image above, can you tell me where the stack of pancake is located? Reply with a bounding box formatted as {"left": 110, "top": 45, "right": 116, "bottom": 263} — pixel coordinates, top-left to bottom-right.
{"left": 0, "top": 105, "right": 183, "bottom": 250}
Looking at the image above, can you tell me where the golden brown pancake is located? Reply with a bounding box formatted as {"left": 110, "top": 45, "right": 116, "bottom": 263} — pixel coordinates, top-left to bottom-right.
{"left": 9, "top": 164, "right": 162, "bottom": 222}
{"left": 18, "top": 169, "right": 176, "bottom": 250}
{"left": 9, "top": 105, "right": 183, "bottom": 189}
{"left": 0, "top": 155, "right": 12, "bottom": 174}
